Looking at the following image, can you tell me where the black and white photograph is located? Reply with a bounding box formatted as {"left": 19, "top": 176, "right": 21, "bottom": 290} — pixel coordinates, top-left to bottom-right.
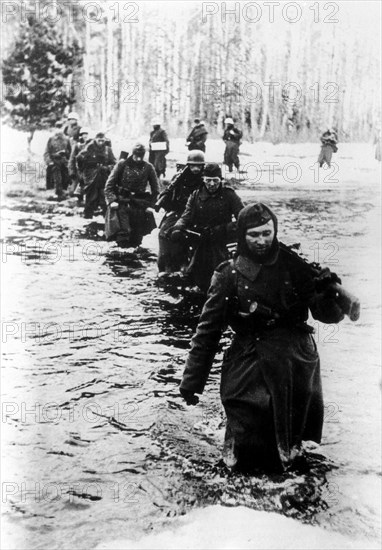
{"left": 1, "top": 1, "right": 381, "bottom": 548}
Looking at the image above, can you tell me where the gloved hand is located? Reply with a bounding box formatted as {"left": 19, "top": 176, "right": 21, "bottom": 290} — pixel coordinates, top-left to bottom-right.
{"left": 314, "top": 268, "right": 341, "bottom": 293}
{"left": 109, "top": 201, "right": 119, "bottom": 209}
{"left": 180, "top": 388, "right": 199, "bottom": 405}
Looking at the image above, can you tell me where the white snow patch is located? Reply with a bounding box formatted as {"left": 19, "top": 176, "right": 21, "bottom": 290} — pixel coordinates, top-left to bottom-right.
{"left": 95, "top": 504, "right": 380, "bottom": 550}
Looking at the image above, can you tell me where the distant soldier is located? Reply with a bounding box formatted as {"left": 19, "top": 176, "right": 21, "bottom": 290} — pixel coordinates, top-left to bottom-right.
{"left": 43, "top": 120, "right": 71, "bottom": 199}
{"left": 171, "top": 162, "right": 244, "bottom": 291}
{"left": 156, "top": 150, "right": 205, "bottom": 273}
{"left": 105, "top": 143, "right": 159, "bottom": 248}
{"left": 68, "top": 127, "right": 90, "bottom": 199}
{"left": 318, "top": 127, "right": 338, "bottom": 168}
{"left": 186, "top": 118, "right": 208, "bottom": 152}
{"left": 223, "top": 117, "right": 243, "bottom": 173}
{"left": 77, "top": 132, "right": 116, "bottom": 219}
{"left": 63, "top": 111, "right": 81, "bottom": 143}
{"left": 148, "top": 119, "right": 170, "bottom": 178}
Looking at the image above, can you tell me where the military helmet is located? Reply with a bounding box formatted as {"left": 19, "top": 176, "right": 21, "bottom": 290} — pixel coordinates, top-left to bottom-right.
{"left": 224, "top": 117, "right": 234, "bottom": 125}
{"left": 67, "top": 111, "right": 79, "bottom": 120}
{"left": 79, "top": 126, "right": 90, "bottom": 135}
{"left": 152, "top": 117, "right": 162, "bottom": 126}
{"left": 187, "top": 150, "right": 205, "bottom": 165}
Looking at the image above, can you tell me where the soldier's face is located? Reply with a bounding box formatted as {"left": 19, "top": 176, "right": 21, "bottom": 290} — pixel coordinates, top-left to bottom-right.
{"left": 189, "top": 164, "right": 203, "bottom": 174}
{"left": 245, "top": 220, "right": 275, "bottom": 255}
{"left": 95, "top": 138, "right": 105, "bottom": 147}
{"left": 203, "top": 177, "right": 221, "bottom": 193}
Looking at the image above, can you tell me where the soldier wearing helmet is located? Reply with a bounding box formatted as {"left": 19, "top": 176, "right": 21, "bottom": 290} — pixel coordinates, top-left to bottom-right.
{"left": 104, "top": 143, "right": 159, "bottom": 248}
{"left": 63, "top": 111, "right": 81, "bottom": 142}
{"left": 148, "top": 119, "right": 170, "bottom": 178}
{"left": 223, "top": 117, "right": 243, "bottom": 173}
{"left": 186, "top": 118, "right": 208, "bottom": 152}
{"left": 68, "top": 127, "right": 91, "bottom": 200}
{"left": 156, "top": 150, "right": 206, "bottom": 273}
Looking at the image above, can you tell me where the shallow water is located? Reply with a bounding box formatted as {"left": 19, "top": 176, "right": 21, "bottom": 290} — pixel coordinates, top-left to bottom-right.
{"left": 1, "top": 177, "right": 381, "bottom": 549}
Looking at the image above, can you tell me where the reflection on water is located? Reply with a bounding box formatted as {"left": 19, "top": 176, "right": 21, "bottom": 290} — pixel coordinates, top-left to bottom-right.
{"left": 1, "top": 182, "right": 380, "bottom": 549}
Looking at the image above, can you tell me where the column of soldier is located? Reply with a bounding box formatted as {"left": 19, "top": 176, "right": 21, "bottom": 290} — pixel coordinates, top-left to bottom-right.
{"left": 44, "top": 112, "right": 358, "bottom": 473}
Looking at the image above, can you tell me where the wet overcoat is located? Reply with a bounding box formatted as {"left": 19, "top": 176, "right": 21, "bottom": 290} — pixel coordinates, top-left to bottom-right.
{"left": 105, "top": 156, "right": 159, "bottom": 246}
{"left": 158, "top": 167, "right": 204, "bottom": 272}
{"left": 173, "top": 185, "right": 244, "bottom": 290}
{"left": 43, "top": 132, "right": 71, "bottom": 193}
{"left": 149, "top": 128, "right": 169, "bottom": 177}
{"left": 180, "top": 249, "right": 344, "bottom": 469}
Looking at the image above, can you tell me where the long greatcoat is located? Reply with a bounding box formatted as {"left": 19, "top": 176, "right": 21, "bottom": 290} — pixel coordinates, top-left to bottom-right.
{"left": 149, "top": 127, "right": 169, "bottom": 177}
{"left": 173, "top": 185, "right": 244, "bottom": 290}
{"left": 105, "top": 156, "right": 159, "bottom": 246}
{"left": 180, "top": 248, "right": 344, "bottom": 470}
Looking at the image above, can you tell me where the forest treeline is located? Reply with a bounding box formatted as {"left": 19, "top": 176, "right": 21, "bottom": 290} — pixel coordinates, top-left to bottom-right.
{"left": 1, "top": 0, "right": 380, "bottom": 142}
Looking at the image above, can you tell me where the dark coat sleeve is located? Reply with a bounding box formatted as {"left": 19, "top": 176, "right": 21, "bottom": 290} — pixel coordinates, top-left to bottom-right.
{"left": 173, "top": 191, "right": 196, "bottom": 231}
{"left": 180, "top": 266, "right": 233, "bottom": 394}
{"left": 210, "top": 189, "right": 244, "bottom": 241}
{"left": 104, "top": 160, "right": 125, "bottom": 204}
{"left": 147, "top": 164, "right": 159, "bottom": 202}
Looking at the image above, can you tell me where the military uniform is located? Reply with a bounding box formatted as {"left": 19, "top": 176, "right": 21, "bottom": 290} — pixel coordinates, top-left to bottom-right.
{"left": 105, "top": 156, "right": 159, "bottom": 247}
{"left": 223, "top": 126, "right": 243, "bottom": 172}
{"left": 43, "top": 131, "right": 71, "bottom": 197}
{"left": 148, "top": 127, "right": 169, "bottom": 177}
{"left": 318, "top": 129, "right": 338, "bottom": 168}
{"left": 157, "top": 166, "right": 204, "bottom": 272}
{"left": 180, "top": 203, "right": 345, "bottom": 471}
{"left": 77, "top": 140, "right": 116, "bottom": 218}
{"left": 173, "top": 184, "right": 244, "bottom": 290}
{"left": 186, "top": 123, "right": 208, "bottom": 152}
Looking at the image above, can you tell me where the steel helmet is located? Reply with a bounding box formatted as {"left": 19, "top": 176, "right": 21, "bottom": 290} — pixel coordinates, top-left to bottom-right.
{"left": 224, "top": 117, "right": 234, "bottom": 124}
{"left": 152, "top": 118, "right": 162, "bottom": 126}
{"left": 79, "top": 126, "right": 90, "bottom": 135}
{"left": 67, "top": 111, "right": 79, "bottom": 120}
{"left": 132, "top": 143, "right": 146, "bottom": 156}
{"left": 187, "top": 150, "right": 205, "bottom": 165}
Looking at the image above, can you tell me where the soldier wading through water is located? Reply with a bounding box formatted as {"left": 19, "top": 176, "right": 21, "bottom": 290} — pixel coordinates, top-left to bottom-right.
{"left": 171, "top": 163, "right": 243, "bottom": 292}
{"left": 156, "top": 150, "right": 205, "bottom": 273}
{"left": 77, "top": 132, "right": 116, "bottom": 219}
{"left": 179, "top": 203, "right": 359, "bottom": 472}
{"left": 105, "top": 143, "right": 159, "bottom": 249}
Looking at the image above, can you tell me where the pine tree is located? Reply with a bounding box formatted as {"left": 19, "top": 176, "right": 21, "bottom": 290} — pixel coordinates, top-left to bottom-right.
{"left": 2, "top": 15, "right": 83, "bottom": 149}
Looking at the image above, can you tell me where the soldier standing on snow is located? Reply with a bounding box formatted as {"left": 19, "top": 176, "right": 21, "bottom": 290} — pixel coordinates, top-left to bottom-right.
{"left": 77, "top": 132, "right": 116, "bottom": 219}
{"left": 223, "top": 117, "right": 243, "bottom": 173}
{"left": 186, "top": 118, "right": 208, "bottom": 152}
{"left": 318, "top": 127, "right": 338, "bottom": 168}
{"left": 156, "top": 150, "right": 205, "bottom": 273}
{"left": 148, "top": 119, "right": 170, "bottom": 178}
{"left": 44, "top": 120, "right": 71, "bottom": 199}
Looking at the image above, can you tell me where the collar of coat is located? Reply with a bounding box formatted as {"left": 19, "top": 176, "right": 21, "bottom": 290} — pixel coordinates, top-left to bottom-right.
{"left": 235, "top": 249, "right": 280, "bottom": 281}
{"left": 198, "top": 185, "right": 224, "bottom": 201}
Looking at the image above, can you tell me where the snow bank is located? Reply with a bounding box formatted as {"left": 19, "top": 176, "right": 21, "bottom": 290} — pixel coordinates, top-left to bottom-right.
{"left": 95, "top": 504, "right": 380, "bottom": 550}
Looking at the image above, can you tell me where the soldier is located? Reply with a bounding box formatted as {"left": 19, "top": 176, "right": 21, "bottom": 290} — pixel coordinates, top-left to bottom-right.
{"left": 171, "top": 162, "right": 244, "bottom": 291}
{"left": 148, "top": 119, "right": 170, "bottom": 178}
{"left": 318, "top": 127, "right": 338, "bottom": 168}
{"left": 77, "top": 132, "right": 116, "bottom": 219}
{"left": 68, "top": 126, "right": 90, "bottom": 199}
{"left": 179, "top": 203, "right": 358, "bottom": 472}
{"left": 63, "top": 111, "right": 81, "bottom": 143}
{"left": 43, "top": 120, "right": 71, "bottom": 199}
{"left": 223, "top": 117, "right": 243, "bottom": 173}
{"left": 104, "top": 143, "right": 159, "bottom": 248}
{"left": 186, "top": 118, "right": 208, "bottom": 152}
{"left": 156, "top": 150, "right": 205, "bottom": 273}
